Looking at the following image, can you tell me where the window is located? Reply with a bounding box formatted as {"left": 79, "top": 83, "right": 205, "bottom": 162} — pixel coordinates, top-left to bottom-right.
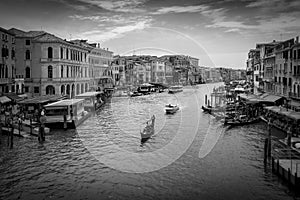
{"left": 12, "top": 65, "right": 15, "bottom": 78}
{"left": 66, "top": 48, "right": 69, "bottom": 59}
{"left": 25, "top": 40, "right": 30, "bottom": 45}
{"left": 255, "top": 75, "right": 258, "bottom": 81}
{"left": 48, "top": 65, "right": 53, "bottom": 78}
{"left": 24, "top": 86, "right": 29, "bottom": 93}
{"left": 25, "top": 67, "right": 30, "bottom": 78}
{"left": 5, "top": 66, "right": 8, "bottom": 78}
{"left": 60, "top": 47, "right": 63, "bottom": 59}
{"left": 11, "top": 48, "right": 15, "bottom": 59}
{"left": 48, "top": 47, "right": 53, "bottom": 58}
{"left": 25, "top": 50, "right": 30, "bottom": 60}
{"left": 61, "top": 65, "right": 64, "bottom": 78}
{"left": 34, "top": 87, "right": 40, "bottom": 93}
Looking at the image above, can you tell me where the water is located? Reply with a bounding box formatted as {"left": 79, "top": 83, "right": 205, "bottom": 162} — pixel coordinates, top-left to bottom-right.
{"left": 0, "top": 83, "right": 298, "bottom": 200}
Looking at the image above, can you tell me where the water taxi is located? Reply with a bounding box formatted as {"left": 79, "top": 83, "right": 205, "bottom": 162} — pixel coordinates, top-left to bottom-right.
{"left": 44, "top": 99, "right": 91, "bottom": 129}
{"left": 165, "top": 104, "right": 179, "bottom": 114}
{"left": 168, "top": 85, "right": 183, "bottom": 94}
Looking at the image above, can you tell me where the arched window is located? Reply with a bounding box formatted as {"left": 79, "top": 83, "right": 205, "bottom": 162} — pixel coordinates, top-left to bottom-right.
{"left": 67, "top": 66, "right": 69, "bottom": 78}
{"left": 76, "top": 84, "right": 80, "bottom": 95}
{"left": 85, "top": 83, "right": 88, "bottom": 92}
{"left": 25, "top": 67, "right": 30, "bottom": 78}
{"left": 46, "top": 85, "right": 55, "bottom": 95}
{"left": 5, "top": 66, "right": 8, "bottom": 78}
{"left": 48, "top": 65, "right": 53, "bottom": 78}
{"left": 60, "top": 47, "right": 63, "bottom": 59}
{"left": 66, "top": 48, "right": 69, "bottom": 59}
{"left": 61, "top": 65, "right": 64, "bottom": 78}
{"left": 66, "top": 84, "right": 70, "bottom": 95}
{"left": 61, "top": 85, "right": 65, "bottom": 95}
{"left": 25, "top": 50, "right": 30, "bottom": 60}
{"left": 48, "top": 47, "right": 53, "bottom": 58}
{"left": 81, "top": 83, "right": 84, "bottom": 93}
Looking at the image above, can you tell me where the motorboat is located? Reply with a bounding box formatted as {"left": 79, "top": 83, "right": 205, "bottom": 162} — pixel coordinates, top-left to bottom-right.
{"left": 140, "top": 115, "right": 155, "bottom": 143}
{"left": 130, "top": 91, "right": 143, "bottom": 97}
{"left": 165, "top": 104, "right": 179, "bottom": 114}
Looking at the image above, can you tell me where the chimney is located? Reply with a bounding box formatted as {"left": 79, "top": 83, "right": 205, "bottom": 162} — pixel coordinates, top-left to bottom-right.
{"left": 296, "top": 36, "right": 299, "bottom": 44}
{"left": 97, "top": 43, "right": 100, "bottom": 48}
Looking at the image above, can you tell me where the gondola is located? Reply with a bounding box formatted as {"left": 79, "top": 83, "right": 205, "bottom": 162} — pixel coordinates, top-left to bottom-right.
{"left": 140, "top": 115, "right": 155, "bottom": 143}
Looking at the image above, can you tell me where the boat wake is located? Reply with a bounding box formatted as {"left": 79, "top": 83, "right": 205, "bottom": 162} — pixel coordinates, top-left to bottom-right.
{"left": 198, "top": 117, "right": 225, "bottom": 159}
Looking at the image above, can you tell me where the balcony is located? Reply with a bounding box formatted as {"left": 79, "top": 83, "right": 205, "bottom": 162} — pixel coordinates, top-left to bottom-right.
{"left": 0, "top": 78, "right": 11, "bottom": 84}
{"left": 40, "top": 58, "right": 61, "bottom": 62}
{"left": 289, "top": 92, "right": 300, "bottom": 100}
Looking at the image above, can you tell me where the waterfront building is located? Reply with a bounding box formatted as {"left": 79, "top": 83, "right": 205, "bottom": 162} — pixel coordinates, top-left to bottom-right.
{"left": 150, "top": 59, "right": 165, "bottom": 83}
{"left": 73, "top": 42, "right": 113, "bottom": 91}
{"left": 274, "top": 38, "right": 295, "bottom": 97}
{"left": 246, "top": 49, "right": 260, "bottom": 91}
{"left": 0, "top": 27, "right": 19, "bottom": 93}
{"left": 290, "top": 37, "right": 300, "bottom": 110}
{"left": 10, "top": 28, "right": 90, "bottom": 98}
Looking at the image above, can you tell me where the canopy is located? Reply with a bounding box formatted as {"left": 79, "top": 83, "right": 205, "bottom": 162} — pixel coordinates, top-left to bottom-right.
{"left": 261, "top": 94, "right": 283, "bottom": 103}
{"left": 0, "top": 96, "right": 11, "bottom": 104}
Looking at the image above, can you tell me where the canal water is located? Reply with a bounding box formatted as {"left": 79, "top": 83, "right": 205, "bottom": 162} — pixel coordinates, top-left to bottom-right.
{"left": 0, "top": 83, "right": 299, "bottom": 200}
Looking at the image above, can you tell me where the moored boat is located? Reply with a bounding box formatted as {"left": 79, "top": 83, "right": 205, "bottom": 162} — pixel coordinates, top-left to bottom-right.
{"left": 165, "top": 104, "right": 179, "bottom": 114}
{"left": 44, "top": 99, "right": 91, "bottom": 129}
{"left": 168, "top": 85, "right": 183, "bottom": 94}
{"left": 224, "top": 117, "right": 260, "bottom": 126}
{"left": 140, "top": 115, "right": 155, "bottom": 143}
{"left": 75, "top": 91, "right": 104, "bottom": 111}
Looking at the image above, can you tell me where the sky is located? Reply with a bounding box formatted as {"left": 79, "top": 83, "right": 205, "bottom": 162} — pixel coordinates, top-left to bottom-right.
{"left": 0, "top": 0, "right": 299, "bottom": 69}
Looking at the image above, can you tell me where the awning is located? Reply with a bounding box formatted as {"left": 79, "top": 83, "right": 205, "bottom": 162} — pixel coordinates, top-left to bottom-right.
{"left": 0, "top": 96, "right": 11, "bottom": 104}
{"left": 261, "top": 94, "right": 284, "bottom": 103}
{"left": 3, "top": 93, "right": 26, "bottom": 102}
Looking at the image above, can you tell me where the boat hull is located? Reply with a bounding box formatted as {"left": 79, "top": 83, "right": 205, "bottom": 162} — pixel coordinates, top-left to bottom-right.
{"left": 224, "top": 117, "right": 260, "bottom": 126}
{"left": 165, "top": 107, "right": 179, "bottom": 114}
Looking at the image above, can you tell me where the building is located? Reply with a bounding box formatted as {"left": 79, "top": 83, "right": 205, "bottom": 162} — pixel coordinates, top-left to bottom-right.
{"left": 10, "top": 28, "right": 90, "bottom": 98}
{"left": 150, "top": 59, "right": 165, "bottom": 83}
{"left": 0, "top": 27, "right": 18, "bottom": 93}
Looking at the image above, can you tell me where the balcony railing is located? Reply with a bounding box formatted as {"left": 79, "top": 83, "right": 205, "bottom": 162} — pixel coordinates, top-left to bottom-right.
{"left": 289, "top": 92, "right": 300, "bottom": 100}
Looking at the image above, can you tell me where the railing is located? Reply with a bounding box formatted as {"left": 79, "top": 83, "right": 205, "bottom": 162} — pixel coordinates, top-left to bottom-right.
{"left": 0, "top": 78, "right": 11, "bottom": 83}
{"left": 289, "top": 92, "right": 300, "bottom": 100}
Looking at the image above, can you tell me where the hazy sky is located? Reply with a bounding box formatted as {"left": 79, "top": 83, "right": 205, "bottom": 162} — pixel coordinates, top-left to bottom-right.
{"left": 1, "top": 0, "right": 299, "bottom": 69}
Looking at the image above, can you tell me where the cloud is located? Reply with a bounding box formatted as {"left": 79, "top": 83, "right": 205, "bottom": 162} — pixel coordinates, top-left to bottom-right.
{"left": 75, "top": 0, "right": 147, "bottom": 13}
{"left": 69, "top": 14, "right": 152, "bottom": 25}
{"left": 78, "top": 18, "right": 152, "bottom": 42}
{"left": 152, "top": 5, "right": 209, "bottom": 15}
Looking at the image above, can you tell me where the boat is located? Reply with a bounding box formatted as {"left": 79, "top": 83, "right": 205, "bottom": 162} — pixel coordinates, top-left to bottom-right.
{"left": 44, "top": 99, "right": 91, "bottom": 129}
{"left": 138, "top": 83, "right": 154, "bottom": 94}
{"left": 130, "top": 91, "right": 143, "bottom": 97}
{"left": 140, "top": 115, "right": 155, "bottom": 143}
{"left": 202, "top": 105, "right": 213, "bottom": 113}
{"left": 75, "top": 91, "right": 104, "bottom": 111}
{"left": 224, "top": 116, "right": 260, "bottom": 126}
{"left": 165, "top": 104, "right": 179, "bottom": 114}
{"left": 168, "top": 85, "right": 183, "bottom": 94}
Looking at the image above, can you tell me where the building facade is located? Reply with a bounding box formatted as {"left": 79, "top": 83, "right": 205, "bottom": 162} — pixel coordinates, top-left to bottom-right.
{"left": 0, "top": 27, "right": 18, "bottom": 93}
{"left": 11, "top": 29, "right": 90, "bottom": 98}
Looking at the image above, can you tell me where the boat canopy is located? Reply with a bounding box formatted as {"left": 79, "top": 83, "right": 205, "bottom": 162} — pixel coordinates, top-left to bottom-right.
{"left": 265, "top": 106, "right": 300, "bottom": 122}
{"left": 45, "top": 99, "right": 84, "bottom": 107}
{"left": 75, "top": 91, "right": 103, "bottom": 98}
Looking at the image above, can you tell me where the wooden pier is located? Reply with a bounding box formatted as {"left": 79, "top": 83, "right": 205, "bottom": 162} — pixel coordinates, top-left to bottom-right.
{"left": 272, "top": 157, "right": 300, "bottom": 188}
